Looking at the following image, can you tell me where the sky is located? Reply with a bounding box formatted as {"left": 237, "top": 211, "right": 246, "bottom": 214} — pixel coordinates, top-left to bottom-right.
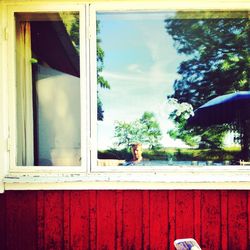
{"left": 96, "top": 12, "right": 238, "bottom": 150}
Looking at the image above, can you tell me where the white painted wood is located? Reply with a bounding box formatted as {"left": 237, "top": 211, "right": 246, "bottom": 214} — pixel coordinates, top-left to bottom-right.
{"left": 0, "top": 3, "right": 9, "bottom": 193}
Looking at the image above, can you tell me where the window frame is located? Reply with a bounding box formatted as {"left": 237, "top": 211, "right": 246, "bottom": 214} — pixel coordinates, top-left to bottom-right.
{"left": 6, "top": 3, "right": 89, "bottom": 175}
{"left": 1, "top": 0, "right": 250, "bottom": 192}
{"left": 89, "top": 2, "right": 250, "bottom": 173}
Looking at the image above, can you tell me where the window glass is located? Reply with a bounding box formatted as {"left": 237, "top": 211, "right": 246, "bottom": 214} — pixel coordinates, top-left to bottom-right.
{"left": 15, "top": 12, "right": 81, "bottom": 166}
{"left": 96, "top": 11, "right": 250, "bottom": 167}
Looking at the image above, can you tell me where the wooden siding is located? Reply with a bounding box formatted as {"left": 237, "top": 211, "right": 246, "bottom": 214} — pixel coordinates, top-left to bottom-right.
{"left": 0, "top": 190, "right": 250, "bottom": 250}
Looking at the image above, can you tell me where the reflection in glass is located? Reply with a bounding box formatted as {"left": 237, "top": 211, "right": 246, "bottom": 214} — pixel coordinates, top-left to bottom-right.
{"left": 15, "top": 12, "right": 81, "bottom": 166}
{"left": 97, "top": 11, "right": 250, "bottom": 167}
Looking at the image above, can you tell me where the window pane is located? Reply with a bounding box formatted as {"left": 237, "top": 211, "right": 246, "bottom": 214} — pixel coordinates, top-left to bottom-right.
{"left": 15, "top": 12, "right": 81, "bottom": 166}
{"left": 97, "top": 11, "right": 250, "bottom": 167}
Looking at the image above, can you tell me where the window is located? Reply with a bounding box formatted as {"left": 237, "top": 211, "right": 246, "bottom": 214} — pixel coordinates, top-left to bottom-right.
{"left": 1, "top": 1, "right": 250, "bottom": 191}
{"left": 15, "top": 12, "right": 81, "bottom": 166}
{"left": 95, "top": 10, "right": 250, "bottom": 169}
{"left": 6, "top": 4, "right": 87, "bottom": 175}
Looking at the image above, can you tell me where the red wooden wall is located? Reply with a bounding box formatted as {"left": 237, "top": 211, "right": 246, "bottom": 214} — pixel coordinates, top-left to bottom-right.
{"left": 0, "top": 190, "right": 249, "bottom": 250}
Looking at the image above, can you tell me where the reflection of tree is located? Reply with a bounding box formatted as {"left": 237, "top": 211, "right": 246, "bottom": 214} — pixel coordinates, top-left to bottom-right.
{"left": 96, "top": 20, "right": 110, "bottom": 121}
{"left": 63, "top": 15, "right": 109, "bottom": 121}
{"left": 165, "top": 13, "right": 250, "bottom": 149}
{"left": 114, "top": 112, "right": 162, "bottom": 150}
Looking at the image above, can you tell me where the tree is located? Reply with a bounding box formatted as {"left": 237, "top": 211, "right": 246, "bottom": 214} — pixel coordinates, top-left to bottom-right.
{"left": 66, "top": 15, "right": 109, "bottom": 120}
{"left": 139, "top": 112, "right": 163, "bottom": 149}
{"left": 96, "top": 20, "right": 110, "bottom": 121}
{"left": 164, "top": 12, "right": 250, "bottom": 149}
{"left": 114, "top": 112, "right": 162, "bottom": 150}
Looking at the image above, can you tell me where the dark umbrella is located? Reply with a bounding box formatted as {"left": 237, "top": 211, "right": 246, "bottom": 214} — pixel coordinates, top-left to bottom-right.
{"left": 187, "top": 91, "right": 250, "bottom": 160}
{"left": 188, "top": 91, "right": 250, "bottom": 126}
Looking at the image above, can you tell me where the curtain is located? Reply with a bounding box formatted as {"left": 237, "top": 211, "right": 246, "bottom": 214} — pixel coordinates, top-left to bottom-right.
{"left": 16, "top": 22, "right": 34, "bottom": 166}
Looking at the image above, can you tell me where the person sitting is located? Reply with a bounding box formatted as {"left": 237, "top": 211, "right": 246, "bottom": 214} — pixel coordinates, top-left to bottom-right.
{"left": 124, "top": 143, "right": 143, "bottom": 166}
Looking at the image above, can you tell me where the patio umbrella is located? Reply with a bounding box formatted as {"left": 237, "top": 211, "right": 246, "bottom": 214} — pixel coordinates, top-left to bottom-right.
{"left": 187, "top": 91, "right": 250, "bottom": 160}
{"left": 188, "top": 91, "right": 250, "bottom": 127}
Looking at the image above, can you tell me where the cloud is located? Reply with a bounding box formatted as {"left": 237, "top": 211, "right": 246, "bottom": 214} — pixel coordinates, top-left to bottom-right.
{"left": 101, "top": 69, "right": 177, "bottom": 86}
{"left": 127, "top": 64, "right": 142, "bottom": 73}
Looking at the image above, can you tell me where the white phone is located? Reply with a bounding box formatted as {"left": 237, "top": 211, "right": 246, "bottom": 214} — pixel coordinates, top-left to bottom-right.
{"left": 174, "top": 238, "right": 201, "bottom": 250}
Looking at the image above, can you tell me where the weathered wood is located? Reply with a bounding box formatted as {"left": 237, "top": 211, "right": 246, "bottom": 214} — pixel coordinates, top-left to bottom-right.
{"left": 221, "top": 191, "right": 228, "bottom": 250}
{"left": 175, "top": 191, "right": 194, "bottom": 239}
{"left": 194, "top": 190, "right": 201, "bottom": 246}
{"left": 228, "top": 191, "right": 248, "bottom": 250}
{"left": 168, "top": 191, "right": 176, "bottom": 250}
{"left": 0, "top": 193, "right": 6, "bottom": 250}
{"left": 142, "top": 191, "right": 150, "bottom": 250}
{"left": 116, "top": 190, "right": 124, "bottom": 250}
{"left": 1, "top": 190, "right": 250, "bottom": 249}
{"left": 149, "top": 191, "right": 168, "bottom": 250}
{"left": 6, "top": 191, "right": 37, "bottom": 250}
{"left": 89, "top": 190, "right": 97, "bottom": 250}
{"left": 70, "top": 191, "right": 89, "bottom": 250}
{"left": 97, "top": 191, "right": 116, "bottom": 250}
{"left": 43, "top": 191, "right": 64, "bottom": 250}
{"left": 201, "top": 191, "right": 221, "bottom": 250}
{"left": 123, "top": 191, "right": 143, "bottom": 250}
{"left": 37, "top": 191, "right": 45, "bottom": 250}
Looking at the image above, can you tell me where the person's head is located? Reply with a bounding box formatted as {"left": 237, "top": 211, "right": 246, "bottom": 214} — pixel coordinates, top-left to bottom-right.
{"left": 131, "top": 143, "right": 143, "bottom": 162}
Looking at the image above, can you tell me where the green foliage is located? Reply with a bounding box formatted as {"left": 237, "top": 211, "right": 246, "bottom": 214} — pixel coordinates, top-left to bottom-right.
{"left": 139, "top": 112, "right": 163, "bottom": 149}
{"left": 60, "top": 12, "right": 80, "bottom": 52}
{"left": 165, "top": 13, "right": 250, "bottom": 148}
{"left": 114, "top": 112, "right": 163, "bottom": 150}
{"left": 62, "top": 15, "right": 109, "bottom": 121}
{"left": 96, "top": 20, "right": 110, "bottom": 120}
{"left": 97, "top": 95, "right": 104, "bottom": 121}
{"left": 70, "top": 13, "right": 80, "bottom": 51}
{"left": 167, "top": 98, "right": 199, "bottom": 146}
{"left": 30, "top": 58, "right": 38, "bottom": 64}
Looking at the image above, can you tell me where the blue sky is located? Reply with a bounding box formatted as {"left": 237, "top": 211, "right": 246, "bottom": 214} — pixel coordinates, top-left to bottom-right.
{"left": 97, "top": 12, "right": 189, "bottom": 150}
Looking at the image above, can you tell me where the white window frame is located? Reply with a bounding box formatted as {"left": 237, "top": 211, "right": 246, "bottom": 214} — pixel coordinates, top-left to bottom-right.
{"left": 8, "top": 5, "right": 88, "bottom": 175}
{"left": 1, "top": 0, "right": 250, "bottom": 192}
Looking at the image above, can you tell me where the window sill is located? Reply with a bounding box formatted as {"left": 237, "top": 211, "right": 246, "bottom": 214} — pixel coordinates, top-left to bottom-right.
{"left": 2, "top": 170, "right": 250, "bottom": 191}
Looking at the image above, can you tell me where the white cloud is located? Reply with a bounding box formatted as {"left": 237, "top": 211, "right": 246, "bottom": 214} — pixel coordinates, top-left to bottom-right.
{"left": 127, "top": 64, "right": 142, "bottom": 73}
{"left": 101, "top": 69, "right": 177, "bottom": 87}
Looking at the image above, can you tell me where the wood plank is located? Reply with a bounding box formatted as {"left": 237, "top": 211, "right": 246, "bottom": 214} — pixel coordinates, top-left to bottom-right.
{"left": 123, "top": 191, "right": 143, "bottom": 250}
{"left": 0, "top": 194, "right": 6, "bottom": 250}
{"left": 194, "top": 190, "right": 201, "bottom": 246}
{"left": 96, "top": 191, "right": 116, "bottom": 250}
{"left": 70, "top": 191, "right": 89, "bottom": 250}
{"left": 89, "top": 190, "right": 97, "bottom": 250}
{"left": 175, "top": 191, "right": 194, "bottom": 239}
{"left": 37, "top": 191, "right": 45, "bottom": 250}
{"left": 116, "top": 190, "right": 124, "bottom": 250}
{"left": 220, "top": 191, "right": 228, "bottom": 250}
{"left": 228, "top": 191, "right": 248, "bottom": 250}
{"left": 142, "top": 191, "right": 150, "bottom": 250}
{"left": 149, "top": 191, "right": 168, "bottom": 250}
{"left": 168, "top": 191, "right": 176, "bottom": 250}
{"left": 44, "top": 191, "right": 64, "bottom": 250}
{"left": 2, "top": 190, "right": 250, "bottom": 250}
{"left": 200, "top": 191, "right": 221, "bottom": 250}
{"left": 6, "top": 191, "right": 37, "bottom": 250}
{"left": 63, "top": 191, "right": 70, "bottom": 250}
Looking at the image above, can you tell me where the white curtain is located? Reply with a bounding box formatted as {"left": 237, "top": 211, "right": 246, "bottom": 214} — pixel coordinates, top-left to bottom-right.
{"left": 16, "top": 22, "right": 34, "bottom": 166}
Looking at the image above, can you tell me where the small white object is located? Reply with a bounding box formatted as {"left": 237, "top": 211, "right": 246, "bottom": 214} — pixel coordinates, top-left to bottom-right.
{"left": 174, "top": 238, "right": 201, "bottom": 250}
